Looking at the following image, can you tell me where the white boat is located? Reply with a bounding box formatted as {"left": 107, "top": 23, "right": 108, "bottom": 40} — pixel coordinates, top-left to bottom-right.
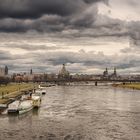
{"left": 41, "top": 89, "right": 46, "bottom": 95}
{"left": 32, "top": 95, "right": 41, "bottom": 108}
{"left": 36, "top": 88, "right": 46, "bottom": 95}
{"left": 18, "top": 100, "right": 33, "bottom": 115}
{"left": 21, "top": 94, "right": 32, "bottom": 100}
{"left": 34, "top": 90, "right": 42, "bottom": 97}
{"left": 8, "top": 100, "right": 20, "bottom": 114}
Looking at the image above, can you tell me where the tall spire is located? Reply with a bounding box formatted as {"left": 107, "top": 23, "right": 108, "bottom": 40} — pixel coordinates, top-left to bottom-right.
{"left": 62, "top": 64, "right": 66, "bottom": 71}
{"left": 5, "top": 65, "right": 8, "bottom": 75}
{"left": 30, "top": 68, "right": 33, "bottom": 75}
{"left": 114, "top": 67, "right": 117, "bottom": 76}
{"left": 58, "top": 64, "right": 70, "bottom": 79}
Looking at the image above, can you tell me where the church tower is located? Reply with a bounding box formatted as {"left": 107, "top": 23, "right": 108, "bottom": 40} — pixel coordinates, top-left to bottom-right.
{"left": 114, "top": 67, "right": 117, "bottom": 76}
{"left": 30, "top": 68, "right": 33, "bottom": 75}
{"left": 58, "top": 64, "right": 70, "bottom": 79}
{"left": 105, "top": 68, "right": 108, "bottom": 75}
{"left": 5, "top": 65, "right": 8, "bottom": 75}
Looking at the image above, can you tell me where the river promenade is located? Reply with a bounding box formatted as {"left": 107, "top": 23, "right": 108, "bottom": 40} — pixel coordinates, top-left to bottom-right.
{"left": 0, "top": 83, "right": 37, "bottom": 107}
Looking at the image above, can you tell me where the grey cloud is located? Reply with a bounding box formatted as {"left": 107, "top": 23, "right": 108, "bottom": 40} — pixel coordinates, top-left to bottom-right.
{"left": 0, "top": 0, "right": 137, "bottom": 46}
{"left": 0, "top": 51, "right": 12, "bottom": 60}
{"left": 1, "top": 44, "right": 65, "bottom": 51}
{"left": 25, "top": 51, "right": 135, "bottom": 68}
{"left": 0, "top": 0, "right": 106, "bottom": 19}
{"left": 129, "top": 21, "right": 140, "bottom": 47}
{"left": 0, "top": 18, "right": 30, "bottom": 32}
{"left": 84, "top": 0, "right": 108, "bottom": 4}
{"left": 15, "top": 50, "right": 140, "bottom": 74}
{"left": 0, "top": 47, "right": 140, "bottom": 74}
{"left": 0, "top": 0, "right": 109, "bottom": 33}
{"left": 0, "top": 9, "right": 97, "bottom": 33}
{"left": 120, "top": 21, "right": 140, "bottom": 54}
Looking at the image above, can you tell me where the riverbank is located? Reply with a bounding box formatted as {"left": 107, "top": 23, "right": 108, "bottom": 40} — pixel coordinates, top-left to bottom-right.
{"left": 113, "top": 83, "right": 140, "bottom": 90}
{"left": 0, "top": 83, "right": 38, "bottom": 105}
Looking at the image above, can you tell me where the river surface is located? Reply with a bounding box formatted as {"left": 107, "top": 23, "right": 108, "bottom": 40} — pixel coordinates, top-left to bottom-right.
{"left": 0, "top": 85, "right": 140, "bottom": 140}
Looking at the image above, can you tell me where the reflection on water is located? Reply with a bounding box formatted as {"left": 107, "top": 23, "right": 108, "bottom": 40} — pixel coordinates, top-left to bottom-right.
{"left": 0, "top": 85, "right": 140, "bottom": 140}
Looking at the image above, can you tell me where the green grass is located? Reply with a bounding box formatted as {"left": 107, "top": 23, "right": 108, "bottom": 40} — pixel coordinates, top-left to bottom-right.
{"left": 0, "top": 83, "right": 37, "bottom": 96}
{"left": 0, "top": 83, "right": 38, "bottom": 104}
{"left": 116, "top": 83, "right": 140, "bottom": 90}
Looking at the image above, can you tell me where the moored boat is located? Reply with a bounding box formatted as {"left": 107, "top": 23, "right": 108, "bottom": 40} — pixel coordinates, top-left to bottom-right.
{"left": 18, "top": 100, "right": 33, "bottom": 115}
{"left": 32, "top": 90, "right": 42, "bottom": 108}
{"left": 8, "top": 100, "right": 20, "bottom": 114}
{"left": 36, "top": 89, "right": 46, "bottom": 95}
{"left": 32, "top": 95, "right": 41, "bottom": 108}
{"left": 41, "top": 89, "right": 46, "bottom": 95}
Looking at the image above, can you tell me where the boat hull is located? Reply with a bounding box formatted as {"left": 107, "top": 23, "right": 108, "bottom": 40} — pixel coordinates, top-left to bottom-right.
{"left": 8, "top": 109, "right": 19, "bottom": 114}
{"left": 7, "top": 100, "right": 20, "bottom": 114}
{"left": 18, "top": 100, "right": 33, "bottom": 115}
{"left": 18, "top": 106, "right": 33, "bottom": 115}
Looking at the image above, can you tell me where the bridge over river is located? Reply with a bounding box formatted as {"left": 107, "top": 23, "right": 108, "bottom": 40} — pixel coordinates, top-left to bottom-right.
{"left": 44, "top": 79, "right": 140, "bottom": 86}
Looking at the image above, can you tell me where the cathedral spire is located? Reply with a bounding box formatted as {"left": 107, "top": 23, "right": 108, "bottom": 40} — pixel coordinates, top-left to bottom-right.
{"left": 30, "top": 68, "right": 33, "bottom": 75}
{"left": 114, "top": 67, "right": 117, "bottom": 76}
{"left": 5, "top": 65, "right": 8, "bottom": 75}
{"left": 58, "top": 64, "right": 70, "bottom": 79}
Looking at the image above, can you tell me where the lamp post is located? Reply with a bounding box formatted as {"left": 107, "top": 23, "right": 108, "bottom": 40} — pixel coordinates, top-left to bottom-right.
{"left": 2, "top": 92, "right": 4, "bottom": 99}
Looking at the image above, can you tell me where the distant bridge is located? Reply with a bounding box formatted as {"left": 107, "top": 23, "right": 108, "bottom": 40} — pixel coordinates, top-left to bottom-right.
{"left": 44, "top": 79, "right": 140, "bottom": 84}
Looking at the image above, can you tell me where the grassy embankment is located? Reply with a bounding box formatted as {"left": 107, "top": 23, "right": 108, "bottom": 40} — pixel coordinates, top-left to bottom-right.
{"left": 0, "top": 83, "right": 38, "bottom": 104}
{"left": 113, "top": 83, "right": 140, "bottom": 90}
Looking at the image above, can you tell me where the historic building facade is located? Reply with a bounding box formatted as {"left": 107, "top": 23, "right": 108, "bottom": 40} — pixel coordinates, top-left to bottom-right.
{"left": 58, "top": 64, "right": 70, "bottom": 80}
{"left": 0, "top": 66, "right": 8, "bottom": 76}
{"left": 102, "top": 67, "right": 118, "bottom": 80}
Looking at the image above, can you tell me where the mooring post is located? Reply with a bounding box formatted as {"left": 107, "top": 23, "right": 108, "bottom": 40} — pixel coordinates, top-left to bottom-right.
{"left": 95, "top": 81, "right": 98, "bottom": 86}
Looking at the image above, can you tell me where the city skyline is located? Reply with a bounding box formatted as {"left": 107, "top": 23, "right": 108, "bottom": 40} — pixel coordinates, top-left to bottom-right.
{"left": 0, "top": 0, "right": 140, "bottom": 74}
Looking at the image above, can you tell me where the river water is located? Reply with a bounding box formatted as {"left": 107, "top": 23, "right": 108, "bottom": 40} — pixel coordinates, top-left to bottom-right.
{"left": 0, "top": 85, "right": 140, "bottom": 140}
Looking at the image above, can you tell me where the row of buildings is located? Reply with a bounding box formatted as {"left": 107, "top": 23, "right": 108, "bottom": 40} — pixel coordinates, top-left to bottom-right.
{"left": 2, "top": 64, "right": 140, "bottom": 82}
{"left": 12, "top": 64, "right": 70, "bottom": 82}
{"left": 0, "top": 64, "right": 120, "bottom": 82}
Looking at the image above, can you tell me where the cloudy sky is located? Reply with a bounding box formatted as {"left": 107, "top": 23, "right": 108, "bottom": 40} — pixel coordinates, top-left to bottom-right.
{"left": 0, "top": 0, "right": 140, "bottom": 75}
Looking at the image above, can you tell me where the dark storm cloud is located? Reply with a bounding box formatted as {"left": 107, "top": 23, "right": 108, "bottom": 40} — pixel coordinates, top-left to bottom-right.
{"left": 0, "top": 0, "right": 110, "bottom": 33}
{"left": 0, "top": 0, "right": 107, "bottom": 19}
{"left": 0, "top": 18, "right": 30, "bottom": 32}
{"left": 0, "top": 16, "right": 64, "bottom": 32}
{"left": 0, "top": 0, "right": 136, "bottom": 43}
{"left": 0, "top": 0, "right": 79, "bottom": 18}
{"left": 84, "top": 0, "right": 105, "bottom": 3}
